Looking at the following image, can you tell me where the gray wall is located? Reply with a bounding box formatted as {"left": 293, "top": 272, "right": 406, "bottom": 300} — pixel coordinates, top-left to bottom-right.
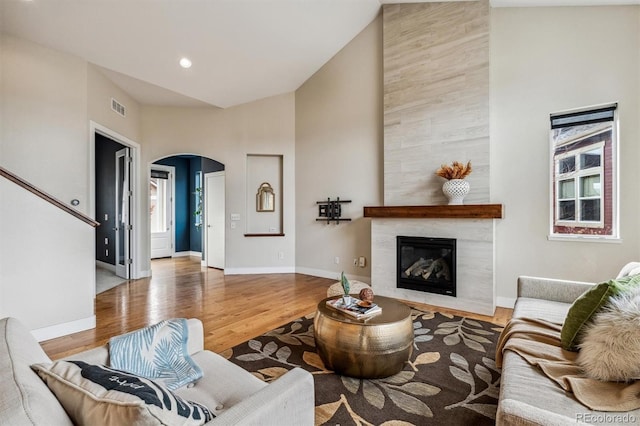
{"left": 491, "top": 6, "right": 640, "bottom": 304}
{"left": 295, "top": 15, "right": 383, "bottom": 282}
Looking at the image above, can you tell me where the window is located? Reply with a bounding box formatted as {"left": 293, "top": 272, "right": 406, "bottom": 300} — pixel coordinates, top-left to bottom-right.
{"left": 550, "top": 104, "right": 618, "bottom": 239}
{"left": 194, "top": 171, "right": 202, "bottom": 228}
{"left": 150, "top": 172, "right": 169, "bottom": 234}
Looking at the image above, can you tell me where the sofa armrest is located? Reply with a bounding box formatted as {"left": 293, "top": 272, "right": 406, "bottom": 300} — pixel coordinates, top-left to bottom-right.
{"left": 210, "top": 367, "right": 314, "bottom": 426}
{"left": 517, "top": 276, "right": 594, "bottom": 304}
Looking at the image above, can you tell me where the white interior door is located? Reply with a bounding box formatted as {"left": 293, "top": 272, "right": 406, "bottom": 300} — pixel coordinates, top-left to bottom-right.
{"left": 150, "top": 166, "right": 174, "bottom": 259}
{"left": 205, "top": 172, "right": 225, "bottom": 269}
{"left": 115, "top": 147, "right": 132, "bottom": 278}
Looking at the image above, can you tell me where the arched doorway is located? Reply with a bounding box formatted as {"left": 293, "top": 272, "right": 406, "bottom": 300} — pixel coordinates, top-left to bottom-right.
{"left": 151, "top": 154, "right": 225, "bottom": 266}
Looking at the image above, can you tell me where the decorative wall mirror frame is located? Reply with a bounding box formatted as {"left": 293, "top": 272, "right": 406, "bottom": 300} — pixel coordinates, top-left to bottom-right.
{"left": 256, "top": 182, "right": 275, "bottom": 212}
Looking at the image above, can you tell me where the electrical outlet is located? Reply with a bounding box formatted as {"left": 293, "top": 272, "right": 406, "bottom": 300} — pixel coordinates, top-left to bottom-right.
{"left": 278, "top": 251, "right": 284, "bottom": 260}
{"left": 334, "top": 256, "right": 340, "bottom": 264}
{"left": 353, "top": 258, "right": 358, "bottom": 266}
{"left": 359, "top": 256, "right": 366, "bottom": 267}
{"left": 230, "top": 222, "right": 236, "bottom": 229}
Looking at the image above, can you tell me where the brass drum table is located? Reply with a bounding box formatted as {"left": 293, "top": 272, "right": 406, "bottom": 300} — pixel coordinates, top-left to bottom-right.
{"left": 314, "top": 295, "right": 413, "bottom": 379}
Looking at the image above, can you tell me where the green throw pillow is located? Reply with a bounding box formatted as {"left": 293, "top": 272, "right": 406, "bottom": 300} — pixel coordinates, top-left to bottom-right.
{"left": 561, "top": 274, "right": 640, "bottom": 352}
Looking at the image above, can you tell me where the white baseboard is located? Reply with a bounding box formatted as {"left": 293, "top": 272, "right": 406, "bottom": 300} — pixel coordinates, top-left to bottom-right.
{"left": 137, "top": 269, "right": 152, "bottom": 279}
{"left": 496, "top": 296, "right": 516, "bottom": 309}
{"left": 95, "top": 260, "right": 115, "bottom": 272}
{"left": 295, "top": 267, "right": 370, "bottom": 284}
{"left": 173, "top": 251, "right": 202, "bottom": 258}
{"left": 31, "top": 315, "right": 96, "bottom": 342}
{"left": 224, "top": 266, "right": 296, "bottom": 275}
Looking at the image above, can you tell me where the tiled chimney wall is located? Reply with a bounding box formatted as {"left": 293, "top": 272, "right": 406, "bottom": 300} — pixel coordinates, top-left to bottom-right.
{"left": 372, "top": 1, "right": 496, "bottom": 315}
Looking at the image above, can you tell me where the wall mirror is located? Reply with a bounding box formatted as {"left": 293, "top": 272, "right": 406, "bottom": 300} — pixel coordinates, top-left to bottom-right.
{"left": 256, "top": 182, "right": 275, "bottom": 212}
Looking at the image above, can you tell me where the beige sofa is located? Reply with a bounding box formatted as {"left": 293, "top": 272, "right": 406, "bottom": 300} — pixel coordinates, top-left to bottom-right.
{"left": 497, "top": 275, "right": 640, "bottom": 425}
{"left": 0, "top": 317, "right": 314, "bottom": 426}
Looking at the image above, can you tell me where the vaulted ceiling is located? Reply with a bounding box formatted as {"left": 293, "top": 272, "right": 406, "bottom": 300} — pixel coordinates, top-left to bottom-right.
{"left": 2, "top": 0, "right": 637, "bottom": 108}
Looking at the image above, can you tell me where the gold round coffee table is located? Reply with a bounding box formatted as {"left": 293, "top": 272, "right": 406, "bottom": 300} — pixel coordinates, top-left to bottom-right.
{"left": 314, "top": 295, "right": 414, "bottom": 379}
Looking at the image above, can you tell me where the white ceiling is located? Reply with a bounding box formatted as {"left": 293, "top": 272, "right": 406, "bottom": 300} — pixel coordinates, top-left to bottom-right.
{"left": 2, "top": 0, "right": 638, "bottom": 108}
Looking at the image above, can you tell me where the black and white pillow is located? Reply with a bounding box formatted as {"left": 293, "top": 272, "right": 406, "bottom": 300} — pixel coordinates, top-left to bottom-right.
{"left": 32, "top": 360, "right": 214, "bottom": 426}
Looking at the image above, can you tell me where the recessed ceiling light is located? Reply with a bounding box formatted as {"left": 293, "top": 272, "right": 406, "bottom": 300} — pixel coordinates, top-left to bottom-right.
{"left": 179, "top": 58, "right": 192, "bottom": 69}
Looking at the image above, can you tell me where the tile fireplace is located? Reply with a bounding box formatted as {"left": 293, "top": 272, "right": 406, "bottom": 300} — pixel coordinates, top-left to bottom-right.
{"left": 367, "top": 210, "right": 501, "bottom": 316}
{"left": 397, "top": 236, "right": 456, "bottom": 296}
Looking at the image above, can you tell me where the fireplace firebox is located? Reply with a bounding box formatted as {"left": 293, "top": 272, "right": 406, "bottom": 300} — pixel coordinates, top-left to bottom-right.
{"left": 397, "top": 236, "right": 456, "bottom": 296}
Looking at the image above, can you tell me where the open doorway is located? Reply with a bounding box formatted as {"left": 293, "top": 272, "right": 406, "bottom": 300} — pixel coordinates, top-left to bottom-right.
{"left": 151, "top": 155, "right": 224, "bottom": 267}
{"left": 91, "top": 122, "right": 141, "bottom": 294}
{"left": 150, "top": 165, "right": 175, "bottom": 259}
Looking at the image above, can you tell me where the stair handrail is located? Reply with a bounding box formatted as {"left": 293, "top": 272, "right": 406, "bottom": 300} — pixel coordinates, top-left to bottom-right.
{"left": 0, "top": 166, "right": 100, "bottom": 228}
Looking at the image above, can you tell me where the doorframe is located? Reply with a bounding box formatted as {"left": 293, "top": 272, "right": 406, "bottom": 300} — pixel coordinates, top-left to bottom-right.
{"left": 149, "top": 164, "right": 176, "bottom": 259}
{"left": 204, "top": 171, "right": 226, "bottom": 270}
{"left": 89, "top": 121, "right": 147, "bottom": 279}
{"left": 115, "top": 147, "right": 132, "bottom": 279}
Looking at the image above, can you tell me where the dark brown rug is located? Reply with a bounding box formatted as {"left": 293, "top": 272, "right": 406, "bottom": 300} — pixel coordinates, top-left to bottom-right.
{"left": 221, "top": 308, "right": 503, "bottom": 425}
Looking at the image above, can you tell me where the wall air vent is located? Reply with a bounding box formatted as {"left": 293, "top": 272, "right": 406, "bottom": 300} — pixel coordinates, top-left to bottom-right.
{"left": 111, "top": 98, "right": 126, "bottom": 117}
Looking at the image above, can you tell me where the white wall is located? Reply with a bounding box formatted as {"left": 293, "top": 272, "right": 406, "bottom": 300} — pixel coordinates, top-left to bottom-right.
{"left": 491, "top": 6, "right": 640, "bottom": 304}
{"left": 0, "top": 177, "right": 95, "bottom": 337}
{"left": 0, "top": 35, "right": 96, "bottom": 337}
{"left": 140, "top": 94, "right": 296, "bottom": 274}
{"left": 87, "top": 64, "right": 145, "bottom": 277}
{"left": 4, "top": 4, "right": 639, "bottom": 326}
{"left": 295, "top": 16, "right": 383, "bottom": 282}
{"left": 1, "top": 35, "right": 89, "bottom": 212}
{"left": 0, "top": 27, "right": 4, "bottom": 318}
{"left": 87, "top": 64, "right": 142, "bottom": 143}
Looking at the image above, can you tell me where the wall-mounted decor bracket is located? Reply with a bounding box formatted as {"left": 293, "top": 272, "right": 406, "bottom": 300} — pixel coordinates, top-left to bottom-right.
{"left": 316, "top": 197, "right": 352, "bottom": 224}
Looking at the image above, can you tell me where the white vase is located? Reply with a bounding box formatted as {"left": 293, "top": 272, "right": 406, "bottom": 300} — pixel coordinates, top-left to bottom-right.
{"left": 442, "top": 179, "right": 470, "bottom": 205}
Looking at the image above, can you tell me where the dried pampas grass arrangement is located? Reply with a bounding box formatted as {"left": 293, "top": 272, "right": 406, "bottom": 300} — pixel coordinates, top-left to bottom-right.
{"left": 435, "top": 161, "right": 472, "bottom": 180}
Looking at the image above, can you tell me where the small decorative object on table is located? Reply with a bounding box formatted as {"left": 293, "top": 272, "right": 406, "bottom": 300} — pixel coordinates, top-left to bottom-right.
{"left": 326, "top": 297, "right": 382, "bottom": 319}
{"left": 359, "top": 287, "right": 374, "bottom": 303}
{"left": 340, "top": 272, "right": 352, "bottom": 305}
{"left": 436, "top": 161, "right": 472, "bottom": 205}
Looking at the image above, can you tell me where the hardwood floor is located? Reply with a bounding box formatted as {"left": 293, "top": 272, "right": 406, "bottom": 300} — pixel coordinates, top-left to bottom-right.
{"left": 41, "top": 257, "right": 512, "bottom": 360}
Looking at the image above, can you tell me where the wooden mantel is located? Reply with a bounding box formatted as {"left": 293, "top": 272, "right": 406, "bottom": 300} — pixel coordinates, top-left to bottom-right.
{"left": 363, "top": 204, "right": 503, "bottom": 219}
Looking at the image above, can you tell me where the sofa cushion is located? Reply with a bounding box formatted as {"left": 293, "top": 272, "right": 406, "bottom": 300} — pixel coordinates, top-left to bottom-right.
{"left": 513, "top": 297, "right": 571, "bottom": 324}
{"left": 0, "top": 317, "right": 73, "bottom": 426}
{"left": 175, "top": 350, "right": 266, "bottom": 413}
{"left": 577, "top": 285, "right": 640, "bottom": 381}
{"left": 497, "top": 351, "right": 585, "bottom": 425}
{"left": 560, "top": 281, "right": 619, "bottom": 352}
{"left": 561, "top": 275, "right": 640, "bottom": 351}
{"left": 109, "top": 318, "right": 203, "bottom": 391}
{"left": 32, "top": 360, "right": 213, "bottom": 426}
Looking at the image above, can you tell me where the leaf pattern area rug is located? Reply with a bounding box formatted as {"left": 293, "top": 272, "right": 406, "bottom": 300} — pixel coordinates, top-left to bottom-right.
{"left": 221, "top": 307, "right": 503, "bottom": 426}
